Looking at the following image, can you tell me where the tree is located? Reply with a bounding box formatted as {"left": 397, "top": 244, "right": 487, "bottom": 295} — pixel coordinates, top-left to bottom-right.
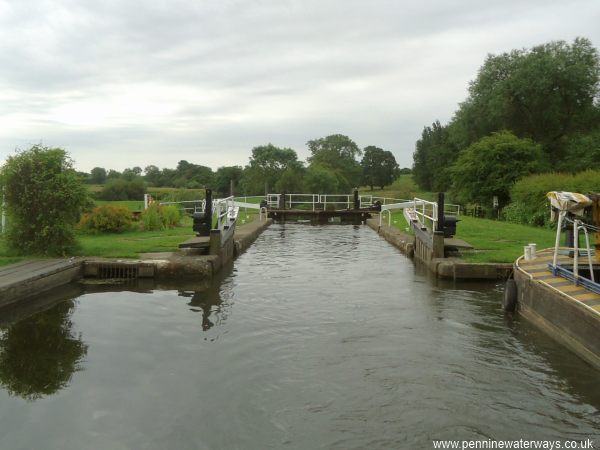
{"left": 214, "top": 166, "right": 243, "bottom": 196}
{"left": 107, "top": 169, "right": 121, "bottom": 179}
{"left": 451, "top": 131, "right": 545, "bottom": 207}
{"left": 556, "top": 129, "right": 600, "bottom": 172}
{"left": 275, "top": 166, "right": 306, "bottom": 193}
{"left": 304, "top": 164, "right": 339, "bottom": 194}
{"left": 99, "top": 177, "right": 146, "bottom": 201}
{"left": 240, "top": 144, "right": 302, "bottom": 194}
{"left": 413, "top": 38, "right": 600, "bottom": 190}
{"left": 144, "top": 165, "right": 162, "bottom": 186}
{"left": 174, "top": 160, "right": 214, "bottom": 188}
{"left": 307, "top": 134, "right": 362, "bottom": 192}
{"left": 361, "top": 146, "right": 399, "bottom": 190}
{"left": 0, "top": 145, "right": 90, "bottom": 255}
{"left": 90, "top": 167, "right": 107, "bottom": 184}
{"left": 412, "top": 121, "right": 457, "bottom": 191}
{"left": 463, "top": 38, "right": 600, "bottom": 158}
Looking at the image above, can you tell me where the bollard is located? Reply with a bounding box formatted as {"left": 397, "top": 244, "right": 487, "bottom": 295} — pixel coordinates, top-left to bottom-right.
{"left": 529, "top": 243, "right": 537, "bottom": 259}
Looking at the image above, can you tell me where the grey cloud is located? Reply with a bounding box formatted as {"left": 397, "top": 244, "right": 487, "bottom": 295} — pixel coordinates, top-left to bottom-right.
{"left": 0, "top": 0, "right": 599, "bottom": 172}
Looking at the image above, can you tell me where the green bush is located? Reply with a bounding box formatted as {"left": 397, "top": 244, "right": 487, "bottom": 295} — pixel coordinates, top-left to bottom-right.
{"left": 451, "top": 131, "right": 545, "bottom": 207}
{"left": 506, "top": 170, "right": 600, "bottom": 226}
{"left": 0, "top": 145, "right": 90, "bottom": 255}
{"left": 161, "top": 205, "right": 181, "bottom": 228}
{"left": 78, "top": 205, "right": 133, "bottom": 233}
{"left": 140, "top": 205, "right": 165, "bottom": 231}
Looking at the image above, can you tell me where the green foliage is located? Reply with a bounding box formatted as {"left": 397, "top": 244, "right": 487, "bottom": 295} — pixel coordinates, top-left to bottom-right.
{"left": 466, "top": 38, "right": 600, "bottom": 152}
{"left": 240, "top": 144, "right": 302, "bottom": 195}
{"left": 275, "top": 166, "right": 306, "bottom": 193}
{"left": 144, "top": 165, "right": 161, "bottom": 186}
{"left": 304, "top": 164, "right": 339, "bottom": 193}
{"left": 555, "top": 129, "right": 600, "bottom": 172}
{"left": 98, "top": 177, "right": 146, "bottom": 201}
{"left": 361, "top": 146, "right": 399, "bottom": 190}
{"left": 307, "top": 134, "right": 362, "bottom": 192}
{"left": 451, "top": 131, "right": 544, "bottom": 207}
{"left": 173, "top": 160, "right": 213, "bottom": 188}
{"left": 140, "top": 204, "right": 181, "bottom": 231}
{"left": 412, "top": 121, "right": 458, "bottom": 191}
{"left": 214, "top": 166, "right": 243, "bottom": 196}
{"left": 507, "top": 170, "right": 600, "bottom": 226}
{"left": 78, "top": 205, "right": 133, "bottom": 233}
{"left": 412, "top": 38, "right": 600, "bottom": 195}
{"left": 141, "top": 205, "right": 165, "bottom": 231}
{"left": 151, "top": 189, "right": 205, "bottom": 202}
{"left": 161, "top": 205, "right": 181, "bottom": 228}
{"left": 90, "top": 167, "right": 107, "bottom": 184}
{"left": 0, "top": 145, "right": 90, "bottom": 255}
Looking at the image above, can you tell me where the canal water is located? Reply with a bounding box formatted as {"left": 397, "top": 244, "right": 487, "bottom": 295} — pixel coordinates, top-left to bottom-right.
{"left": 0, "top": 224, "right": 598, "bottom": 449}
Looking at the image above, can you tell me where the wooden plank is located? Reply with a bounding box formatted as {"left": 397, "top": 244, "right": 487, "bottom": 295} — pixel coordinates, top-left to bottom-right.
{"left": 0, "top": 259, "right": 81, "bottom": 285}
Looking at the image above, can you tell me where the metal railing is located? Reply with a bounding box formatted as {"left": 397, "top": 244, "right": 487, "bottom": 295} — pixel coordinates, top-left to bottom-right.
{"left": 214, "top": 196, "right": 238, "bottom": 230}
{"left": 413, "top": 197, "right": 438, "bottom": 231}
{"left": 265, "top": 193, "right": 412, "bottom": 211}
{"left": 551, "top": 213, "right": 598, "bottom": 292}
{"left": 158, "top": 199, "right": 205, "bottom": 215}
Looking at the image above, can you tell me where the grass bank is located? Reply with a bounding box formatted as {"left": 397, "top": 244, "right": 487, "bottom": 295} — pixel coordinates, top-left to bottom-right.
{"left": 388, "top": 212, "right": 560, "bottom": 263}
{"left": 0, "top": 210, "right": 260, "bottom": 263}
{"left": 452, "top": 216, "right": 558, "bottom": 263}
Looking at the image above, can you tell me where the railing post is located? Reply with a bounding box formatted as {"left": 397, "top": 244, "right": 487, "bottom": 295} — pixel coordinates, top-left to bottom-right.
{"left": 353, "top": 189, "right": 359, "bottom": 210}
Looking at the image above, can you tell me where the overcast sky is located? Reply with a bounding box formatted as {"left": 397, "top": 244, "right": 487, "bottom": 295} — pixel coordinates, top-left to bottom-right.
{"left": 0, "top": 0, "right": 599, "bottom": 173}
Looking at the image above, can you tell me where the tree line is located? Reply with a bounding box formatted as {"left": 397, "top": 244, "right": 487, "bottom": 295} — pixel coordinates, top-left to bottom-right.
{"left": 412, "top": 37, "right": 600, "bottom": 210}
{"left": 82, "top": 134, "right": 405, "bottom": 200}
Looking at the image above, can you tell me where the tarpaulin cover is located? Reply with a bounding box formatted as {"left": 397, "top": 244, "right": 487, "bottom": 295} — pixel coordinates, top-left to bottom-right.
{"left": 547, "top": 191, "right": 592, "bottom": 219}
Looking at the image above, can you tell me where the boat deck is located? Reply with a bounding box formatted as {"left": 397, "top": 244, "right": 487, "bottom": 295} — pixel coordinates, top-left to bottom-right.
{"left": 516, "top": 248, "right": 600, "bottom": 315}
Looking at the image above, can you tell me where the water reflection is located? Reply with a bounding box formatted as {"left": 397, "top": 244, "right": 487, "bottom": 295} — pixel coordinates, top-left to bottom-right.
{"left": 178, "top": 283, "right": 225, "bottom": 331}
{"left": 0, "top": 299, "right": 88, "bottom": 400}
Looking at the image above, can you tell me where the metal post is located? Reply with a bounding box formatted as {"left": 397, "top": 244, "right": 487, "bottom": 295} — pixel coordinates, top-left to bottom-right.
{"left": 353, "top": 189, "right": 359, "bottom": 210}
{"left": 436, "top": 192, "right": 445, "bottom": 233}
{"left": 205, "top": 189, "right": 213, "bottom": 229}
{"left": 574, "top": 219, "right": 579, "bottom": 281}
{"left": 1, "top": 195, "right": 5, "bottom": 234}
{"left": 552, "top": 211, "right": 565, "bottom": 269}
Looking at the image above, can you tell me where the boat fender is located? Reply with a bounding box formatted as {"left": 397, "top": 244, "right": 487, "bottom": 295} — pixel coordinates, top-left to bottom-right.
{"left": 503, "top": 278, "right": 518, "bottom": 312}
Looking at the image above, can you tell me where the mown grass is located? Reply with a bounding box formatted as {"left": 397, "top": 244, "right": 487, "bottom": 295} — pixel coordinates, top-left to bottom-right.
{"left": 388, "top": 211, "right": 560, "bottom": 263}
{"left": 0, "top": 208, "right": 261, "bottom": 263}
{"left": 73, "top": 226, "right": 196, "bottom": 258}
{"left": 454, "top": 216, "right": 560, "bottom": 263}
